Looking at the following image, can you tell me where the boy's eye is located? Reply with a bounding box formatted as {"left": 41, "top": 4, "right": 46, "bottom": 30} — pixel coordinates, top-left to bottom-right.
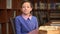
{"left": 22, "top": 6, "right": 30, "bottom": 8}
{"left": 27, "top": 6, "right": 30, "bottom": 8}
{"left": 22, "top": 7, "right": 25, "bottom": 8}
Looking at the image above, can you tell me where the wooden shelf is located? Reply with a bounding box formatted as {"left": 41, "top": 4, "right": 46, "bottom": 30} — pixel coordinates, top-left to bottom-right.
{"left": 0, "top": 0, "right": 60, "bottom": 34}
{"left": 0, "top": 10, "right": 8, "bottom": 23}
{"left": 0, "top": 0, "right": 6, "bottom": 9}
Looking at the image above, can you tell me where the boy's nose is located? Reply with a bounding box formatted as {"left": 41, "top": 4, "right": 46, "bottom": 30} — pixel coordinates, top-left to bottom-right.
{"left": 25, "top": 7, "right": 27, "bottom": 10}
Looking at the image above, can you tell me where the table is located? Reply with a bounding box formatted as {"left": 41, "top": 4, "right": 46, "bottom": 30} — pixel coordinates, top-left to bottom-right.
{"left": 39, "top": 26, "right": 60, "bottom": 34}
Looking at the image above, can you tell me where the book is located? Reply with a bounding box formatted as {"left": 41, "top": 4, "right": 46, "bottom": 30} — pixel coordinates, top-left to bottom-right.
{"left": 0, "top": 24, "right": 1, "bottom": 34}
{"left": 6, "top": 0, "right": 12, "bottom": 9}
{"left": 39, "top": 3, "right": 46, "bottom": 9}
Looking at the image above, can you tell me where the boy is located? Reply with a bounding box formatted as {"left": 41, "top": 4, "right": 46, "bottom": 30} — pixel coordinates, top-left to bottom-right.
{"left": 15, "top": 0, "right": 38, "bottom": 34}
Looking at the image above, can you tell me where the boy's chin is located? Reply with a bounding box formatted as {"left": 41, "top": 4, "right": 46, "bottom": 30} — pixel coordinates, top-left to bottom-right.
{"left": 24, "top": 13, "right": 30, "bottom": 15}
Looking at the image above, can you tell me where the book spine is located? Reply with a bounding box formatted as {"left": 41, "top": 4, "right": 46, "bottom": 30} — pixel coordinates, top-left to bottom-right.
{"left": 0, "top": 24, "right": 2, "bottom": 34}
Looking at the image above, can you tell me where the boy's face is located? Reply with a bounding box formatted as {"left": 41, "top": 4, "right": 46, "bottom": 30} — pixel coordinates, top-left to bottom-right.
{"left": 21, "top": 2, "right": 32, "bottom": 14}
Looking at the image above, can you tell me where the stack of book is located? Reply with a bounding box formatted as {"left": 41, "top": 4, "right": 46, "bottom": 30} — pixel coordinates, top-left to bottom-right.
{"left": 50, "top": 20, "right": 60, "bottom": 26}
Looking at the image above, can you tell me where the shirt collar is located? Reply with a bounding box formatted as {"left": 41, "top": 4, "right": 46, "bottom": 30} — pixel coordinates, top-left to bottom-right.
{"left": 22, "top": 14, "right": 32, "bottom": 20}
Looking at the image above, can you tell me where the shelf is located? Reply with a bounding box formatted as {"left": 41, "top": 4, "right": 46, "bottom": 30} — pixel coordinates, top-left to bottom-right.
{"left": 0, "top": 10, "right": 8, "bottom": 23}
{"left": 0, "top": 0, "right": 6, "bottom": 9}
{"left": 33, "top": 9, "right": 60, "bottom": 11}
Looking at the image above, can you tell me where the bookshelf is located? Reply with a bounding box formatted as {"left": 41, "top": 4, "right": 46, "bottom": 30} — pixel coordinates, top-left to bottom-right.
{"left": 31, "top": 0, "right": 60, "bottom": 26}
{"left": 0, "top": 0, "right": 6, "bottom": 9}
{"left": 0, "top": 0, "right": 60, "bottom": 34}
{"left": 0, "top": 0, "right": 22, "bottom": 34}
{"left": 31, "top": 0, "right": 49, "bottom": 26}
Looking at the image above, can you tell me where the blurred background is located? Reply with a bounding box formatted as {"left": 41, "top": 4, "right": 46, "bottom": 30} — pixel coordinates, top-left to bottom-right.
{"left": 0, "top": 0, "right": 60, "bottom": 34}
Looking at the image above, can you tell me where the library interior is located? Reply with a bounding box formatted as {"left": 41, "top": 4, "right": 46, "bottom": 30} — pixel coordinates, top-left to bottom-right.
{"left": 0, "top": 0, "right": 60, "bottom": 34}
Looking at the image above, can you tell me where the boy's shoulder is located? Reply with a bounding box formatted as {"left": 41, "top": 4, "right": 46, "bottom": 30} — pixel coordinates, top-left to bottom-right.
{"left": 32, "top": 16, "right": 37, "bottom": 19}
{"left": 15, "top": 15, "right": 21, "bottom": 19}
{"left": 32, "top": 16, "right": 36, "bottom": 18}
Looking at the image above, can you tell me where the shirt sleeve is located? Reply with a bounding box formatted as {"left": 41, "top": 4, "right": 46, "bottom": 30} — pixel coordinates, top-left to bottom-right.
{"left": 15, "top": 17, "right": 21, "bottom": 34}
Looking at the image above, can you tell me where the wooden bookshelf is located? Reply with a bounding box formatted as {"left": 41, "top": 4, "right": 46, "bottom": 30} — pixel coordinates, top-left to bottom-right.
{"left": 0, "top": 10, "right": 8, "bottom": 23}
{"left": 0, "top": 0, "right": 23, "bottom": 34}
{"left": 32, "top": 0, "right": 60, "bottom": 26}
{"left": 0, "top": 0, "right": 6, "bottom": 9}
{"left": 0, "top": 0, "right": 60, "bottom": 34}
{"left": 12, "top": 0, "right": 20, "bottom": 9}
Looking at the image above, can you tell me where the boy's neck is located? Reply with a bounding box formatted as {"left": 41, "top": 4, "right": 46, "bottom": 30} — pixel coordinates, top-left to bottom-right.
{"left": 22, "top": 13, "right": 32, "bottom": 20}
{"left": 22, "top": 13, "right": 31, "bottom": 17}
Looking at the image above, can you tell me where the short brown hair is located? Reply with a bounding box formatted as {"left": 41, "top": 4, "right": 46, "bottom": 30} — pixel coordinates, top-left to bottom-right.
{"left": 20, "top": 0, "right": 33, "bottom": 8}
